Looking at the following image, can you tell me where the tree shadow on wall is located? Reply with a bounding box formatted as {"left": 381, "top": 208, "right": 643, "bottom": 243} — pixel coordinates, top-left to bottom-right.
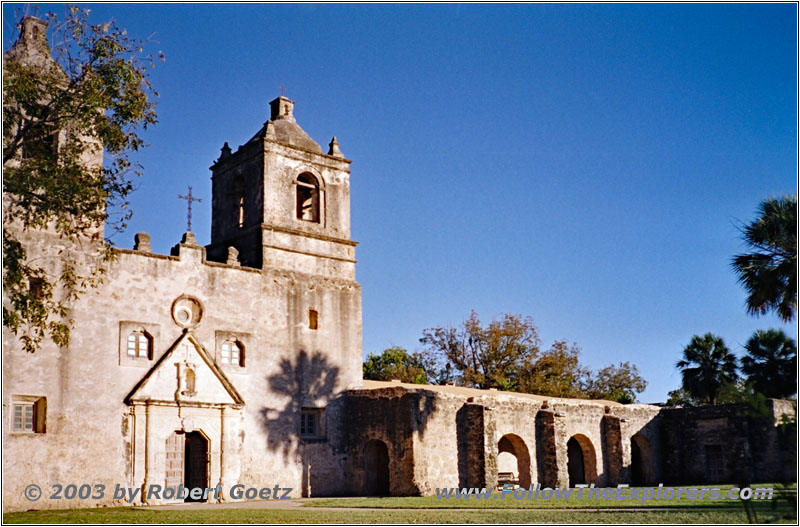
{"left": 259, "top": 349, "right": 339, "bottom": 459}
{"left": 345, "top": 388, "right": 440, "bottom": 496}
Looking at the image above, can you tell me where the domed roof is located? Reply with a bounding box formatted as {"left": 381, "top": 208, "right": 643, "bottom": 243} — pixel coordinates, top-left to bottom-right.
{"left": 265, "top": 119, "right": 322, "bottom": 152}
{"left": 246, "top": 96, "right": 322, "bottom": 153}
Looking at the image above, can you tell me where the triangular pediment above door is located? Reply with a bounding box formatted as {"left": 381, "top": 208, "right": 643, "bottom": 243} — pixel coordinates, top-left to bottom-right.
{"left": 125, "top": 331, "right": 244, "bottom": 406}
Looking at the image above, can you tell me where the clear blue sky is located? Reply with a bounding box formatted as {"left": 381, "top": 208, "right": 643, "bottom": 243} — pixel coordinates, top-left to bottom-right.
{"left": 5, "top": 3, "right": 796, "bottom": 403}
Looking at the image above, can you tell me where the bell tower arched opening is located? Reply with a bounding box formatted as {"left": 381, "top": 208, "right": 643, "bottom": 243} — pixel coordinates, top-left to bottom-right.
{"left": 296, "top": 173, "right": 320, "bottom": 223}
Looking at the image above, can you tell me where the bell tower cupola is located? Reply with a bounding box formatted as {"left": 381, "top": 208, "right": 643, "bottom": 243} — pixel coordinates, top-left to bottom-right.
{"left": 207, "top": 96, "right": 356, "bottom": 280}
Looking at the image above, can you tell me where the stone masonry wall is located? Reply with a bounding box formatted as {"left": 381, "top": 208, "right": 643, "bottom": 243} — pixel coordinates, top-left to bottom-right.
{"left": 2, "top": 233, "right": 362, "bottom": 511}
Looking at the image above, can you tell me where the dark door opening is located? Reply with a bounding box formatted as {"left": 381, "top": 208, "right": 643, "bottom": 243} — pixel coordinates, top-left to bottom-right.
{"left": 567, "top": 437, "right": 585, "bottom": 487}
{"left": 184, "top": 431, "right": 209, "bottom": 502}
{"left": 363, "top": 439, "right": 390, "bottom": 496}
{"left": 631, "top": 438, "right": 644, "bottom": 486}
{"left": 631, "top": 433, "right": 653, "bottom": 486}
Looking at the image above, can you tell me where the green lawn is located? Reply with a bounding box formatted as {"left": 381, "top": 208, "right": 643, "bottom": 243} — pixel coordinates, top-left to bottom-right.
{"left": 4, "top": 485, "right": 796, "bottom": 524}
{"left": 3, "top": 506, "right": 796, "bottom": 524}
{"left": 307, "top": 484, "right": 796, "bottom": 509}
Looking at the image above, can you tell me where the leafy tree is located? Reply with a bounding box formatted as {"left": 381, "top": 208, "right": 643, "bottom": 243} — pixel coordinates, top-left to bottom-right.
{"left": 732, "top": 195, "right": 797, "bottom": 322}
{"left": 583, "top": 361, "right": 647, "bottom": 404}
{"left": 420, "top": 311, "right": 649, "bottom": 402}
{"left": 517, "top": 340, "right": 587, "bottom": 398}
{"left": 363, "top": 347, "right": 429, "bottom": 384}
{"left": 740, "top": 329, "right": 797, "bottom": 399}
{"left": 666, "top": 387, "right": 698, "bottom": 406}
{"left": 419, "top": 311, "right": 540, "bottom": 390}
{"left": 3, "top": 7, "right": 160, "bottom": 352}
{"left": 676, "top": 333, "right": 738, "bottom": 404}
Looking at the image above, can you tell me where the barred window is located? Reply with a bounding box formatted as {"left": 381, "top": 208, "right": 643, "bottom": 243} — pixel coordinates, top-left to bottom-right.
{"left": 300, "top": 410, "right": 319, "bottom": 438}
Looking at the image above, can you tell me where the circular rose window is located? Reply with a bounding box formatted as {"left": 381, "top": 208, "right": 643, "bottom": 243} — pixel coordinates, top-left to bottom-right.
{"left": 171, "top": 296, "right": 203, "bottom": 328}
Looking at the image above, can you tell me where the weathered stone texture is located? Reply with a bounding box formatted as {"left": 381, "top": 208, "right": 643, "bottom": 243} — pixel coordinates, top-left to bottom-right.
{"left": 658, "top": 400, "right": 795, "bottom": 485}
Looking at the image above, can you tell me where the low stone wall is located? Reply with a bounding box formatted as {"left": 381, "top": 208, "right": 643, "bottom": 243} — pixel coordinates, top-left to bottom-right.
{"left": 659, "top": 400, "right": 796, "bottom": 485}
{"left": 343, "top": 384, "right": 792, "bottom": 496}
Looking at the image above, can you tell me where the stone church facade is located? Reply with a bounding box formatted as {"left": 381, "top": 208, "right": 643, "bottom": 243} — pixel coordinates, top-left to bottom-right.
{"left": 2, "top": 17, "right": 794, "bottom": 512}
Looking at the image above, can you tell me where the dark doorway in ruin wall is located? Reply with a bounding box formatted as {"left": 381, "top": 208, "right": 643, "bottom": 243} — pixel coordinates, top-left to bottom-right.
{"left": 363, "top": 439, "right": 390, "bottom": 496}
{"left": 630, "top": 433, "right": 654, "bottom": 486}
{"left": 567, "top": 434, "right": 598, "bottom": 487}
{"left": 567, "top": 437, "right": 585, "bottom": 486}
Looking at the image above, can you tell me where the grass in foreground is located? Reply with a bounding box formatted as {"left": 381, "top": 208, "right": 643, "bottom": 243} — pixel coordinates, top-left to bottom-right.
{"left": 307, "top": 484, "right": 796, "bottom": 510}
{"left": 6, "top": 485, "right": 796, "bottom": 524}
{"left": 4, "top": 506, "right": 797, "bottom": 524}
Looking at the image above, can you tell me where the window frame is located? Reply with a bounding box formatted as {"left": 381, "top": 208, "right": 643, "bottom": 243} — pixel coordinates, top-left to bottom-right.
{"left": 220, "top": 340, "right": 245, "bottom": 367}
{"left": 118, "top": 321, "right": 160, "bottom": 367}
{"left": 215, "top": 331, "right": 250, "bottom": 372}
{"left": 11, "top": 396, "right": 46, "bottom": 434}
{"left": 300, "top": 407, "right": 326, "bottom": 440}
{"left": 126, "top": 330, "right": 153, "bottom": 359}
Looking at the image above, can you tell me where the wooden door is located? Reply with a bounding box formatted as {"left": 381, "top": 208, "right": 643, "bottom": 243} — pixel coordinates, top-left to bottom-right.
{"left": 165, "top": 432, "right": 184, "bottom": 492}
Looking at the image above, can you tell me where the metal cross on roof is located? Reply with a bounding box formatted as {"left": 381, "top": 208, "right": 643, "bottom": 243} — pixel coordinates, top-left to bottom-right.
{"left": 280, "top": 85, "right": 286, "bottom": 96}
{"left": 177, "top": 186, "right": 202, "bottom": 232}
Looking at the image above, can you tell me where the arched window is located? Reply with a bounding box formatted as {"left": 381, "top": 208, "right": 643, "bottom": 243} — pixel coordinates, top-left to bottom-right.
{"left": 127, "top": 331, "right": 153, "bottom": 359}
{"left": 296, "top": 173, "right": 320, "bottom": 223}
{"left": 221, "top": 340, "right": 244, "bottom": 367}
{"left": 238, "top": 196, "right": 245, "bottom": 228}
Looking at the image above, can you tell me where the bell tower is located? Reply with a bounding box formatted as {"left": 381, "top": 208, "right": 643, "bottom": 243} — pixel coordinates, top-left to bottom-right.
{"left": 207, "top": 96, "right": 356, "bottom": 280}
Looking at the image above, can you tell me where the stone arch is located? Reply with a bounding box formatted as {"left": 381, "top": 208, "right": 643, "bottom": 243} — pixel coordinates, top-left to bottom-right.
{"left": 296, "top": 172, "right": 323, "bottom": 223}
{"left": 363, "top": 439, "right": 390, "bottom": 496}
{"left": 630, "top": 433, "right": 654, "bottom": 486}
{"left": 497, "top": 434, "right": 532, "bottom": 488}
{"left": 567, "top": 434, "right": 597, "bottom": 486}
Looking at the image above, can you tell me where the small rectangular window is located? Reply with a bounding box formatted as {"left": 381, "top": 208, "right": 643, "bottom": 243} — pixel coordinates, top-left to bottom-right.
{"left": 300, "top": 408, "right": 323, "bottom": 439}
{"left": 12, "top": 397, "right": 46, "bottom": 433}
{"left": 13, "top": 403, "right": 34, "bottom": 431}
{"left": 127, "top": 331, "right": 152, "bottom": 359}
{"left": 219, "top": 340, "right": 244, "bottom": 367}
{"left": 309, "top": 310, "right": 318, "bottom": 330}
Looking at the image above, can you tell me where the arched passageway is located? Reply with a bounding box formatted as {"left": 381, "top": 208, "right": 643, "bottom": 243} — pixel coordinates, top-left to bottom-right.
{"left": 497, "top": 434, "right": 532, "bottom": 488}
{"left": 630, "top": 433, "right": 654, "bottom": 486}
{"left": 567, "top": 434, "right": 597, "bottom": 487}
{"left": 363, "top": 439, "right": 390, "bottom": 496}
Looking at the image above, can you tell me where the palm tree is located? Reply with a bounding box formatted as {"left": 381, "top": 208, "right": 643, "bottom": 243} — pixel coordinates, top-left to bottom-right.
{"left": 732, "top": 195, "right": 797, "bottom": 323}
{"left": 740, "top": 329, "right": 797, "bottom": 399}
{"left": 676, "top": 333, "right": 738, "bottom": 404}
